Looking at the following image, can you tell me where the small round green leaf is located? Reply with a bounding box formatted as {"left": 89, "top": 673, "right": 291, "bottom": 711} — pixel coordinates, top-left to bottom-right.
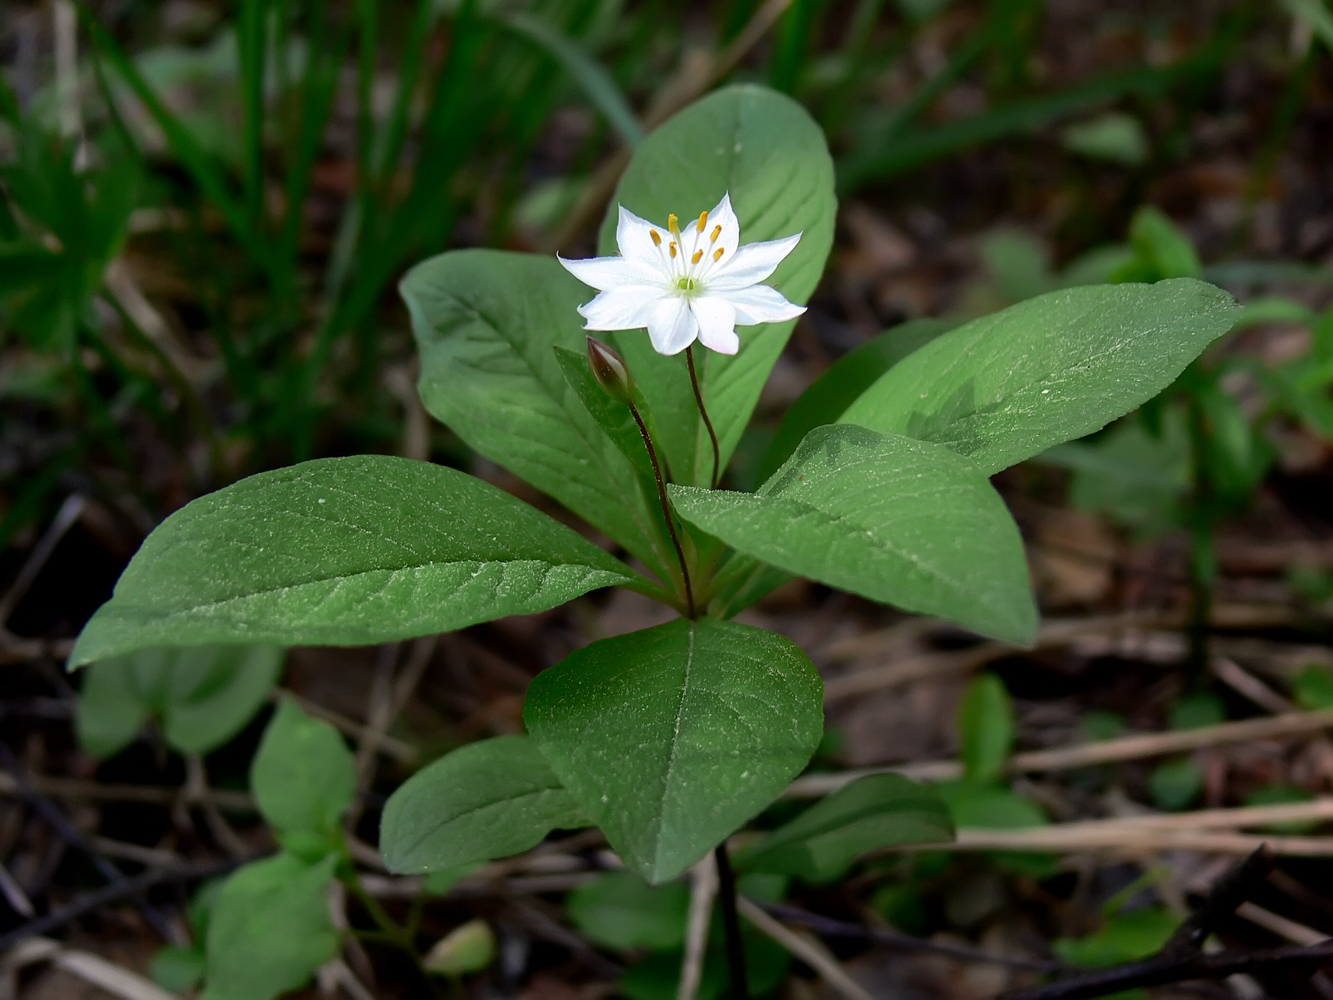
{"left": 201, "top": 852, "right": 339, "bottom": 1000}
{"left": 380, "top": 734, "right": 587, "bottom": 874}
{"left": 251, "top": 700, "right": 355, "bottom": 844}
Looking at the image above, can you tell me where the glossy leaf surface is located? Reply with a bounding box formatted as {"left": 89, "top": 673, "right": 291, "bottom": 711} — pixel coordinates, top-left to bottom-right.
{"left": 381, "top": 735, "right": 586, "bottom": 873}
{"left": 71, "top": 456, "right": 635, "bottom": 665}
{"left": 672, "top": 425, "right": 1037, "bottom": 644}
{"left": 840, "top": 279, "right": 1239, "bottom": 474}
{"left": 525, "top": 618, "right": 824, "bottom": 883}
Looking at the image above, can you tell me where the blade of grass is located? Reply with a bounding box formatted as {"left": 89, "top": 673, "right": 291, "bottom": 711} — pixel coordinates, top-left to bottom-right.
{"left": 1283, "top": 0, "right": 1333, "bottom": 50}
{"left": 769, "top": 0, "right": 819, "bottom": 93}
{"left": 838, "top": 54, "right": 1224, "bottom": 192}
{"left": 275, "top": 6, "right": 349, "bottom": 288}
{"left": 498, "top": 11, "right": 643, "bottom": 147}
{"left": 78, "top": 7, "right": 273, "bottom": 273}
{"left": 237, "top": 0, "right": 268, "bottom": 232}
{"left": 297, "top": 0, "right": 487, "bottom": 456}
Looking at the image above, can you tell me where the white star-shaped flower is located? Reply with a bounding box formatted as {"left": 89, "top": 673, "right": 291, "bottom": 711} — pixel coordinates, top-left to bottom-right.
{"left": 557, "top": 193, "right": 805, "bottom": 356}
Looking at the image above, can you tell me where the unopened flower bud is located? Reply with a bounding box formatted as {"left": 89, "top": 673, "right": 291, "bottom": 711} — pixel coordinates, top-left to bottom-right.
{"left": 586, "top": 336, "right": 634, "bottom": 403}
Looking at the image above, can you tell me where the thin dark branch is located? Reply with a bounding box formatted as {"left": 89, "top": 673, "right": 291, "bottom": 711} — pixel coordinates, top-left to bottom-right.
{"left": 685, "top": 345, "right": 721, "bottom": 489}
{"left": 997, "top": 941, "right": 1333, "bottom": 1000}
{"left": 755, "top": 901, "right": 1066, "bottom": 974}
{"left": 997, "top": 846, "right": 1333, "bottom": 1000}
{"left": 0, "top": 856, "right": 255, "bottom": 953}
{"left": 0, "top": 743, "right": 176, "bottom": 939}
{"left": 1163, "top": 845, "right": 1274, "bottom": 957}
{"left": 629, "top": 400, "right": 694, "bottom": 616}
{"left": 714, "top": 844, "right": 748, "bottom": 1000}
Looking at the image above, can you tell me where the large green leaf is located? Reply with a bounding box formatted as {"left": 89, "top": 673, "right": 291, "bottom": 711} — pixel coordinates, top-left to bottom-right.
{"left": 76, "top": 644, "right": 283, "bottom": 757}
{"left": 201, "top": 852, "right": 339, "bottom": 1000}
{"left": 756, "top": 318, "right": 956, "bottom": 483}
{"left": 402, "top": 250, "right": 674, "bottom": 580}
{"left": 597, "top": 84, "right": 836, "bottom": 487}
{"left": 70, "top": 456, "right": 636, "bottom": 665}
{"left": 524, "top": 618, "right": 824, "bottom": 884}
{"left": 839, "top": 279, "right": 1239, "bottom": 474}
{"left": 671, "top": 425, "right": 1037, "bottom": 644}
{"left": 380, "top": 735, "right": 587, "bottom": 874}
{"left": 738, "top": 775, "right": 954, "bottom": 881}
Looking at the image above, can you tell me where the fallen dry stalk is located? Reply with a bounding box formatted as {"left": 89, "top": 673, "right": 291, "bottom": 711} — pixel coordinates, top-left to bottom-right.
{"left": 788, "top": 708, "right": 1333, "bottom": 795}
{"left": 737, "top": 897, "right": 874, "bottom": 1000}
{"left": 0, "top": 771, "right": 254, "bottom": 811}
{"left": 942, "top": 828, "right": 1333, "bottom": 857}
{"left": 677, "top": 854, "right": 718, "bottom": 1000}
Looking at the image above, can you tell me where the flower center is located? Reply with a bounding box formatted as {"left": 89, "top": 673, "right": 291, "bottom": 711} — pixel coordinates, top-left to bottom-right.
{"left": 650, "top": 209, "right": 728, "bottom": 294}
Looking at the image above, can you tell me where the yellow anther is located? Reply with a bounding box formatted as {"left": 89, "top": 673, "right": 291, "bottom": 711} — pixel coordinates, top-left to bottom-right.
{"left": 650, "top": 229, "right": 661, "bottom": 246}
{"left": 711, "top": 224, "right": 722, "bottom": 243}
{"left": 692, "top": 249, "right": 703, "bottom": 264}
{"left": 669, "top": 242, "right": 677, "bottom": 258}
{"left": 697, "top": 210, "right": 708, "bottom": 232}
{"left": 668, "top": 213, "right": 680, "bottom": 238}
{"left": 713, "top": 247, "right": 724, "bottom": 262}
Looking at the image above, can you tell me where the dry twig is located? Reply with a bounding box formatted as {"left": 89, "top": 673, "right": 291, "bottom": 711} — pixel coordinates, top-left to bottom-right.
{"left": 678, "top": 853, "right": 719, "bottom": 1000}
{"left": 736, "top": 897, "right": 875, "bottom": 1000}
{"left": 789, "top": 708, "right": 1333, "bottom": 795}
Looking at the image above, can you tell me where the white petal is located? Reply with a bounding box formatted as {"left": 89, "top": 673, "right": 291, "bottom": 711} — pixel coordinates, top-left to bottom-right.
{"left": 708, "top": 232, "right": 802, "bottom": 290}
{"left": 702, "top": 192, "right": 740, "bottom": 269}
{"left": 690, "top": 296, "right": 739, "bottom": 355}
{"left": 616, "top": 205, "right": 669, "bottom": 268}
{"left": 724, "top": 284, "right": 807, "bottom": 326}
{"left": 646, "top": 295, "right": 698, "bottom": 355}
{"left": 558, "top": 253, "right": 656, "bottom": 291}
{"left": 577, "top": 286, "right": 661, "bottom": 330}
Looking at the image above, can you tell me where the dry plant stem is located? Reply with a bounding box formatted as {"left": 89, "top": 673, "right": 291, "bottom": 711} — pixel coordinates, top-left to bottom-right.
{"left": 756, "top": 902, "right": 1064, "bottom": 973}
{"left": 995, "top": 849, "right": 1333, "bottom": 1000}
{"left": 0, "top": 495, "right": 86, "bottom": 627}
{"left": 679, "top": 855, "right": 719, "bottom": 1000}
{"left": 788, "top": 707, "right": 1333, "bottom": 795}
{"left": 942, "top": 828, "right": 1333, "bottom": 857}
{"left": 0, "top": 856, "right": 251, "bottom": 954}
{"left": 686, "top": 346, "right": 721, "bottom": 488}
{"left": 735, "top": 899, "right": 873, "bottom": 1000}
{"left": 6, "top": 936, "right": 177, "bottom": 1000}
{"left": 0, "top": 771, "right": 254, "bottom": 810}
{"left": 629, "top": 400, "right": 695, "bottom": 616}
{"left": 714, "top": 844, "right": 749, "bottom": 1000}
{"left": 0, "top": 743, "right": 175, "bottom": 940}
{"left": 1001, "top": 942, "right": 1333, "bottom": 1000}
{"left": 184, "top": 755, "right": 249, "bottom": 859}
